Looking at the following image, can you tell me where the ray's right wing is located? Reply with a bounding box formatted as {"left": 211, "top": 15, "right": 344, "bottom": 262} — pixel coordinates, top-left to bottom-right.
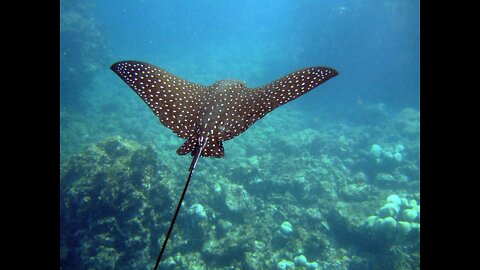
{"left": 253, "top": 66, "right": 338, "bottom": 114}
{"left": 221, "top": 67, "right": 338, "bottom": 141}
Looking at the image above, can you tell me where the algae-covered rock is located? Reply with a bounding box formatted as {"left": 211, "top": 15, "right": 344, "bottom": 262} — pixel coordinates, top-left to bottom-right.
{"left": 225, "top": 184, "right": 250, "bottom": 212}
{"left": 340, "top": 183, "right": 375, "bottom": 201}
{"left": 201, "top": 225, "right": 249, "bottom": 266}
{"left": 60, "top": 136, "right": 171, "bottom": 270}
{"left": 190, "top": 203, "right": 208, "bottom": 220}
{"left": 394, "top": 108, "right": 420, "bottom": 138}
{"left": 375, "top": 173, "right": 395, "bottom": 183}
{"left": 218, "top": 183, "right": 255, "bottom": 222}
{"left": 276, "top": 259, "right": 295, "bottom": 270}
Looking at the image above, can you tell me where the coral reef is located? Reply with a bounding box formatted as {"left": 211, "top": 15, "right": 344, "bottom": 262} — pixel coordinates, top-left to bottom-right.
{"left": 60, "top": 103, "right": 420, "bottom": 270}
{"left": 60, "top": 0, "right": 111, "bottom": 111}
{"left": 362, "top": 193, "right": 420, "bottom": 243}
{"left": 394, "top": 108, "right": 420, "bottom": 138}
{"left": 60, "top": 136, "right": 169, "bottom": 270}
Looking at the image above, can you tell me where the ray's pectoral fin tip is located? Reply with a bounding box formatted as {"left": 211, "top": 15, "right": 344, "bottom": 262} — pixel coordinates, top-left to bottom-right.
{"left": 110, "top": 61, "right": 338, "bottom": 159}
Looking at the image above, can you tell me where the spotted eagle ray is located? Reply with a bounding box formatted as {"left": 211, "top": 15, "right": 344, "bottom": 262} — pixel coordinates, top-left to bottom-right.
{"left": 110, "top": 61, "right": 338, "bottom": 269}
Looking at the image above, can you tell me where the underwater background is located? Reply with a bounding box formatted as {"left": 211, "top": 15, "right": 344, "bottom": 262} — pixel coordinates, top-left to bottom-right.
{"left": 60, "top": 0, "right": 420, "bottom": 269}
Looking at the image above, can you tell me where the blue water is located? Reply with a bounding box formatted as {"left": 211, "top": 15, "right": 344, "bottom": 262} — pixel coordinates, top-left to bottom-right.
{"left": 61, "top": 0, "right": 419, "bottom": 113}
{"left": 60, "top": 1, "right": 420, "bottom": 269}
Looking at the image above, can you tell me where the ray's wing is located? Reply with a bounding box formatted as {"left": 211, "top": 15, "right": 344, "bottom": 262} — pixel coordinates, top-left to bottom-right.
{"left": 111, "top": 61, "right": 209, "bottom": 139}
{"left": 221, "top": 67, "right": 338, "bottom": 141}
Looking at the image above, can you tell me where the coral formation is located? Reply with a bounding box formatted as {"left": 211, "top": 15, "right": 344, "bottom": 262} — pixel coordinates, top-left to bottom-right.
{"left": 276, "top": 259, "right": 295, "bottom": 270}
{"left": 60, "top": 136, "right": 167, "bottom": 270}
{"left": 369, "top": 143, "right": 405, "bottom": 165}
{"left": 293, "top": 254, "right": 319, "bottom": 269}
{"left": 394, "top": 108, "right": 420, "bottom": 138}
{"left": 60, "top": 0, "right": 111, "bottom": 111}
{"left": 280, "top": 221, "right": 294, "bottom": 235}
{"left": 190, "top": 204, "right": 208, "bottom": 220}
{"left": 362, "top": 193, "right": 420, "bottom": 244}
{"left": 60, "top": 103, "right": 420, "bottom": 270}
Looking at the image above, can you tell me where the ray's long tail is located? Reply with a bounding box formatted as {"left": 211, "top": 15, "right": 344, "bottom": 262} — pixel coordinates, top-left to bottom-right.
{"left": 153, "top": 140, "right": 206, "bottom": 270}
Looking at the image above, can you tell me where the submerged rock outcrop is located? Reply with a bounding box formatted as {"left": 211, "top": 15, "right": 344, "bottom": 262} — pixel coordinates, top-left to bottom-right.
{"left": 60, "top": 104, "right": 420, "bottom": 270}
{"left": 60, "top": 136, "right": 170, "bottom": 270}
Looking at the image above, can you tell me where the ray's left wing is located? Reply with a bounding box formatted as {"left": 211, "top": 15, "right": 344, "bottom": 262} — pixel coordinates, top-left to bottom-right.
{"left": 111, "top": 61, "right": 210, "bottom": 139}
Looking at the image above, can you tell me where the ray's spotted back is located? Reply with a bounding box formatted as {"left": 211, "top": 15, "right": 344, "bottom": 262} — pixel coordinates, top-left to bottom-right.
{"left": 110, "top": 61, "right": 338, "bottom": 157}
